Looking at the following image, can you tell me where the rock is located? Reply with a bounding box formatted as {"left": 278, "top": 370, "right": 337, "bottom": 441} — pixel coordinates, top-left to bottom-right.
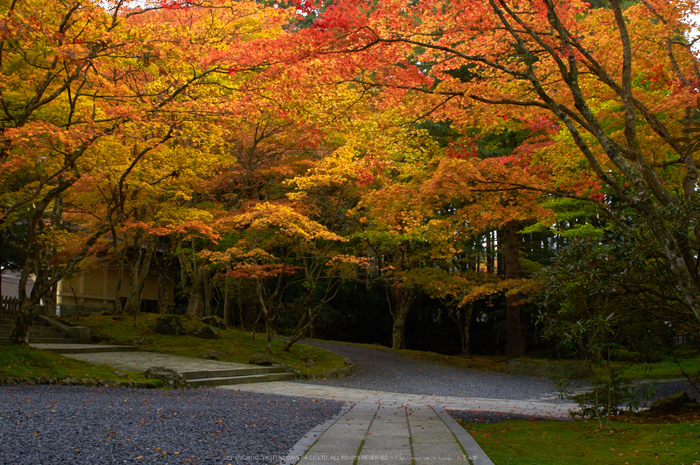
{"left": 648, "top": 391, "right": 698, "bottom": 415}
{"left": 280, "top": 364, "right": 301, "bottom": 377}
{"left": 201, "top": 315, "right": 227, "bottom": 329}
{"left": 114, "top": 370, "right": 128, "bottom": 378}
{"left": 304, "top": 359, "right": 315, "bottom": 368}
{"left": 201, "top": 349, "right": 232, "bottom": 360}
{"left": 193, "top": 325, "right": 219, "bottom": 339}
{"left": 130, "top": 337, "right": 147, "bottom": 347}
{"left": 249, "top": 353, "right": 278, "bottom": 365}
{"left": 154, "top": 315, "right": 184, "bottom": 336}
{"left": 80, "top": 378, "right": 97, "bottom": 387}
{"left": 343, "top": 357, "right": 354, "bottom": 366}
{"left": 144, "top": 367, "right": 188, "bottom": 389}
{"left": 63, "top": 377, "right": 78, "bottom": 385}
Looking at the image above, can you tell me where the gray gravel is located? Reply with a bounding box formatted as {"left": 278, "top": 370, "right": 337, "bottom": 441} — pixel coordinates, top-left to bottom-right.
{"left": 299, "top": 340, "right": 560, "bottom": 401}
{"left": 298, "top": 340, "right": 700, "bottom": 406}
{"left": 0, "top": 385, "right": 344, "bottom": 465}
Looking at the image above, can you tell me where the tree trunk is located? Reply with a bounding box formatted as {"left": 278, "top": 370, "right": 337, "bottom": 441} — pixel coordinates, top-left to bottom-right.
{"left": 255, "top": 280, "right": 273, "bottom": 354}
{"left": 390, "top": 286, "right": 416, "bottom": 350}
{"left": 504, "top": 221, "right": 524, "bottom": 358}
{"left": 123, "top": 236, "right": 156, "bottom": 317}
{"left": 10, "top": 265, "right": 34, "bottom": 344}
{"left": 202, "top": 269, "right": 212, "bottom": 317}
{"left": 223, "top": 265, "right": 230, "bottom": 326}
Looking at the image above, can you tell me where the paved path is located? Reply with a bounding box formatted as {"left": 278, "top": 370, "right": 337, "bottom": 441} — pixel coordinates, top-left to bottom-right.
{"left": 61, "top": 350, "right": 252, "bottom": 373}
{"left": 222, "top": 382, "right": 575, "bottom": 465}
{"left": 284, "top": 402, "right": 483, "bottom": 465}
{"left": 224, "top": 381, "right": 575, "bottom": 417}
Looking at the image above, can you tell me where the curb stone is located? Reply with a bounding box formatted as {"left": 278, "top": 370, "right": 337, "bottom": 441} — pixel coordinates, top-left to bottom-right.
{"left": 282, "top": 402, "right": 354, "bottom": 465}
{"left": 434, "top": 407, "right": 494, "bottom": 465}
{"left": 0, "top": 376, "right": 156, "bottom": 388}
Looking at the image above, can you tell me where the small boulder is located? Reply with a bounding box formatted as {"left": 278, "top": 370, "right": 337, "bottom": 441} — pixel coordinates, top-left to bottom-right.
{"left": 193, "top": 325, "right": 219, "bottom": 339}
{"left": 130, "top": 337, "right": 147, "bottom": 347}
{"left": 648, "top": 391, "right": 698, "bottom": 415}
{"left": 202, "top": 349, "right": 232, "bottom": 360}
{"left": 154, "top": 315, "right": 184, "bottom": 336}
{"left": 280, "top": 364, "right": 301, "bottom": 377}
{"left": 343, "top": 357, "right": 354, "bottom": 366}
{"left": 201, "top": 315, "right": 227, "bottom": 329}
{"left": 144, "top": 366, "right": 188, "bottom": 389}
{"left": 249, "top": 353, "right": 278, "bottom": 365}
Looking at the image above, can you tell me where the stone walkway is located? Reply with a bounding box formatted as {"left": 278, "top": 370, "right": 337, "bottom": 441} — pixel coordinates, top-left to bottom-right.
{"left": 61, "top": 350, "right": 252, "bottom": 373}
{"left": 222, "top": 382, "right": 575, "bottom": 465}
{"left": 225, "top": 381, "right": 575, "bottom": 417}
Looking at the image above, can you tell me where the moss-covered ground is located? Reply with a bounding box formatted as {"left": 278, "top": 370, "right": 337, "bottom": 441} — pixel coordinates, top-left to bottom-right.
{"left": 60, "top": 313, "right": 345, "bottom": 376}
{"left": 0, "top": 341, "right": 155, "bottom": 385}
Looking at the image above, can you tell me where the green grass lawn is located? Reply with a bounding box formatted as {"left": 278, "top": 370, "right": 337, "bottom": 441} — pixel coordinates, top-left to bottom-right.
{"left": 0, "top": 342, "right": 156, "bottom": 386}
{"left": 463, "top": 418, "right": 700, "bottom": 465}
{"left": 61, "top": 313, "right": 346, "bottom": 376}
{"left": 438, "top": 352, "right": 700, "bottom": 382}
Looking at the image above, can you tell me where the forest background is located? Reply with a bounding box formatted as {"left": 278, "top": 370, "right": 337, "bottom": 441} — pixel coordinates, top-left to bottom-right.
{"left": 2, "top": 0, "right": 700, "bottom": 362}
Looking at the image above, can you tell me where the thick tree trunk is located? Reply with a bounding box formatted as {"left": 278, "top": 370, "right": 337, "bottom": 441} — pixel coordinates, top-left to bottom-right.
{"left": 186, "top": 267, "right": 205, "bottom": 317}
{"left": 504, "top": 221, "right": 524, "bottom": 358}
{"left": 123, "top": 236, "right": 156, "bottom": 317}
{"left": 391, "top": 299, "right": 410, "bottom": 350}
{"left": 389, "top": 284, "right": 417, "bottom": 350}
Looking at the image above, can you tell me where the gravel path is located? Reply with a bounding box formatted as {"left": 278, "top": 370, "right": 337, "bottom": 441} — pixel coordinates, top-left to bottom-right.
{"left": 0, "top": 385, "right": 344, "bottom": 465}
{"left": 299, "top": 340, "right": 560, "bottom": 401}
{"left": 298, "top": 340, "right": 700, "bottom": 406}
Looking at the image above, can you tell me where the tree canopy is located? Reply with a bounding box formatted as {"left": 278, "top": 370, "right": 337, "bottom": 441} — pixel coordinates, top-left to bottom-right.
{"left": 2, "top": 0, "right": 699, "bottom": 356}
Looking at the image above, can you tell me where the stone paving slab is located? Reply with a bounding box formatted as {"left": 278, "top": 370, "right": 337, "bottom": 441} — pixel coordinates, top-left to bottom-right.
{"left": 222, "top": 381, "right": 577, "bottom": 417}
{"left": 289, "top": 402, "right": 476, "bottom": 465}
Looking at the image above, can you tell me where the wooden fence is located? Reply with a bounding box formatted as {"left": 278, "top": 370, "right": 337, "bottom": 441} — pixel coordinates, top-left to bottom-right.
{"left": 0, "top": 296, "right": 20, "bottom": 315}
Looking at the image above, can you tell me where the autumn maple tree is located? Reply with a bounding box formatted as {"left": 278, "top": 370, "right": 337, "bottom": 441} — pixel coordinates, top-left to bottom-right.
{"left": 276, "top": 0, "right": 700, "bottom": 333}
{"left": 0, "top": 0, "right": 291, "bottom": 342}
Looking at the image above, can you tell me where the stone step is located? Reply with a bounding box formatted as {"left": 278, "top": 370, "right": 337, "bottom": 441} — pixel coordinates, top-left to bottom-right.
{"left": 0, "top": 328, "right": 62, "bottom": 337}
{"left": 181, "top": 366, "right": 284, "bottom": 380}
{"left": 185, "top": 372, "right": 296, "bottom": 387}
{"left": 28, "top": 337, "right": 73, "bottom": 344}
{"left": 30, "top": 344, "right": 139, "bottom": 354}
{"left": 30, "top": 326, "right": 63, "bottom": 333}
